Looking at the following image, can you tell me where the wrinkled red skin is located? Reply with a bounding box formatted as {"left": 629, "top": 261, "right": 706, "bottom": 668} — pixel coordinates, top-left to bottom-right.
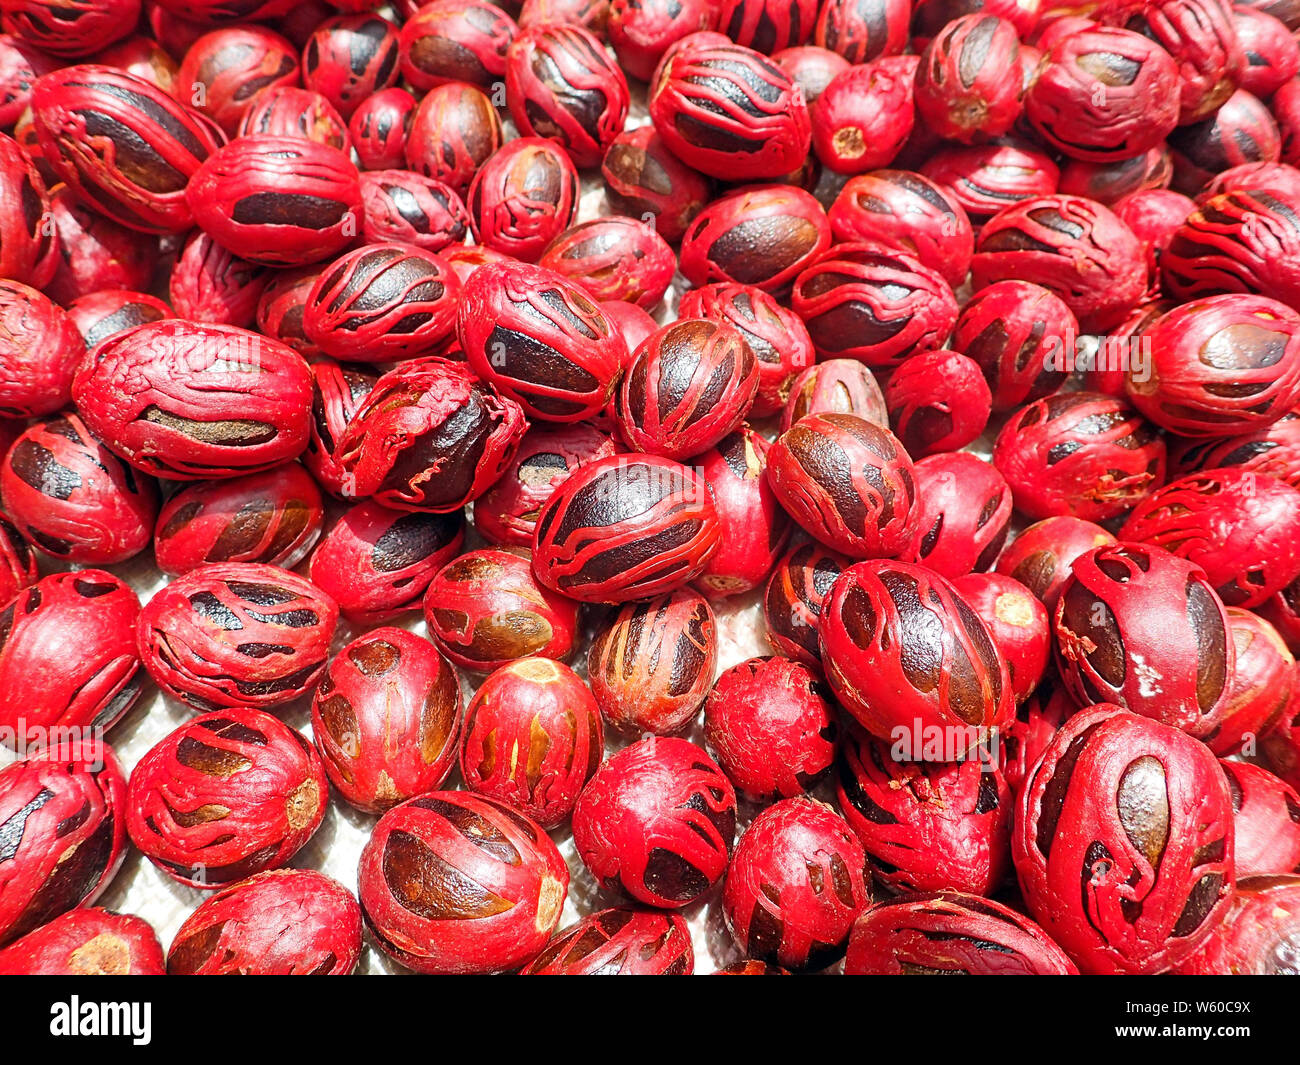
{"left": 972, "top": 194, "right": 1146, "bottom": 332}
{"left": 885, "top": 350, "right": 992, "bottom": 458}
{"left": 780, "top": 358, "right": 888, "bottom": 432}
{"left": 828, "top": 169, "right": 972, "bottom": 287}
{"left": 767, "top": 413, "right": 920, "bottom": 560}
{"left": 693, "top": 429, "right": 790, "bottom": 598}
{"left": 127, "top": 708, "right": 327, "bottom": 889}
{"left": 237, "top": 86, "right": 349, "bottom": 151}
{"left": 169, "top": 230, "right": 266, "bottom": 329}
{"left": 0, "top": 514, "right": 37, "bottom": 605}
{"left": 679, "top": 184, "right": 830, "bottom": 293}
{"left": 0, "top": 134, "right": 55, "bottom": 291}
{"left": 468, "top": 137, "right": 581, "bottom": 261}
{"left": 523, "top": 907, "right": 693, "bottom": 975}
{"left": 845, "top": 891, "right": 1077, "bottom": 974}
{"left": 93, "top": 33, "right": 179, "bottom": 93}
{"left": 0, "top": 743, "right": 127, "bottom": 948}
{"left": 177, "top": 26, "right": 300, "bottom": 135}
{"left": 301, "top": 359, "right": 374, "bottom": 497}
{"left": 301, "top": 14, "right": 399, "bottom": 119}
{"left": 814, "top": 0, "right": 909, "bottom": 62}
{"left": 459, "top": 658, "right": 602, "bottom": 828}
{"left": 397, "top": 0, "right": 518, "bottom": 92}
{"left": 0, "top": 572, "right": 141, "bottom": 750}
{"left": 952, "top": 280, "right": 1076, "bottom": 413}
{"left": 723, "top": 796, "right": 869, "bottom": 969}
{"left": 309, "top": 500, "right": 462, "bottom": 625}
{"left": 1169, "top": 406, "right": 1300, "bottom": 489}
{"left": 1120, "top": 468, "right": 1300, "bottom": 607}
{"left": 616, "top": 319, "right": 757, "bottom": 460}
{"left": 994, "top": 391, "right": 1167, "bottom": 521}
{"left": 45, "top": 185, "right": 153, "bottom": 306}
{"left": 1176, "top": 873, "right": 1300, "bottom": 974}
{"left": 952, "top": 573, "right": 1050, "bottom": 705}
{"left": 600, "top": 127, "right": 711, "bottom": 245}
{"left": 995, "top": 514, "right": 1114, "bottom": 615}
{"left": 1001, "top": 673, "right": 1078, "bottom": 796}
{"left": 0, "top": 281, "right": 84, "bottom": 420}
{"left": 304, "top": 244, "right": 461, "bottom": 362}
{"left": 1, "top": 412, "right": 157, "bottom": 565}
{"left": 773, "top": 44, "right": 850, "bottom": 103}
{"left": 763, "top": 541, "right": 848, "bottom": 668}
{"left": 704, "top": 656, "right": 837, "bottom": 802}
{"left": 359, "top": 170, "right": 470, "bottom": 254}
{"left": 1220, "top": 760, "right": 1300, "bottom": 877}
{"left": 1207, "top": 611, "right": 1297, "bottom": 757}
{"left": 0, "top": 34, "right": 58, "bottom": 127}
{"left": 2, "top": 0, "right": 136, "bottom": 58}
{"left": 424, "top": 548, "right": 579, "bottom": 672}
{"left": 31, "top": 65, "right": 222, "bottom": 235}
{"left": 505, "top": 23, "right": 629, "bottom": 169}
{"left": 1169, "top": 89, "right": 1281, "bottom": 195}
{"left": 152, "top": 462, "right": 322, "bottom": 577}
{"left": 608, "top": 0, "right": 715, "bottom": 81}
{"left": 649, "top": 40, "right": 811, "bottom": 180}
{"left": 256, "top": 266, "right": 324, "bottom": 357}
{"left": 349, "top": 87, "right": 413, "bottom": 169}
{"left": 137, "top": 562, "right": 338, "bottom": 711}
{"left": 1058, "top": 145, "right": 1175, "bottom": 207}
{"left": 187, "top": 135, "right": 362, "bottom": 267}
{"left": 715, "top": 0, "right": 816, "bottom": 54}
{"left": 167, "top": 869, "right": 360, "bottom": 975}
{"left": 541, "top": 219, "right": 673, "bottom": 310}
{"left": 573, "top": 737, "right": 736, "bottom": 908}
{"left": 791, "top": 242, "right": 958, "bottom": 367}
{"left": 912, "top": 452, "right": 1013, "bottom": 581}
{"left": 0, "top": 907, "right": 162, "bottom": 975}
{"left": 1112, "top": 188, "right": 1196, "bottom": 281}
{"left": 1026, "top": 27, "right": 1179, "bottom": 162}
{"left": 1199, "top": 160, "right": 1300, "bottom": 201}
{"left": 1163, "top": 187, "right": 1300, "bottom": 308}
{"left": 679, "top": 284, "right": 814, "bottom": 418}
{"left": 837, "top": 725, "right": 1011, "bottom": 895}
{"left": 1104, "top": 0, "right": 1243, "bottom": 124}
{"left": 475, "top": 424, "right": 617, "bottom": 547}
{"left": 1054, "top": 543, "right": 1234, "bottom": 736}
{"left": 1128, "top": 293, "right": 1300, "bottom": 436}
{"left": 459, "top": 260, "right": 624, "bottom": 422}
{"left": 72, "top": 319, "right": 312, "bottom": 480}
{"left": 359, "top": 791, "right": 567, "bottom": 974}
{"left": 1233, "top": 8, "right": 1299, "bottom": 98}
{"left": 404, "top": 82, "right": 503, "bottom": 195}
{"left": 588, "top": 588, "right": 717, "bottom": 734}
{"left": 915, "top": 14, "right": 1023, "bottom": 144}
{"left": 533, "top": 454, "right": 721, "bottom": 603}
{"left": 1014, "top": 704, "right": 1236, "bottom": 974}
{"left": 811, "top": 59, "right": 914, "bottom": 174}
{"left": 820, "top": 559, "right": 1014, "bottom": 751}
{"left": 335, "top": 357, "right": 526, "bottom": 512}
{"left": 921, "top": 142, "right": 1061, "bottom": 227}
{"left": 312, "top": 628, "right": 461, "bottom": 814}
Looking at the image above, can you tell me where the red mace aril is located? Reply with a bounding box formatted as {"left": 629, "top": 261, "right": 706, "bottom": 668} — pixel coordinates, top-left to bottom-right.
{"left": 722, "top": 796, "right": 870, "bottom": 970}
{"left": 1220, "top": 760, "right": 1300, "bottom": 877}
{"left": 167, "top": 869, "right": 362, "bottom": 975}
{"left": 587, "top": 588, "right": 718, "bottom": 735}
{"left": 994, "top": 514, "right": 1117, "bottom": 609}
{"left": 845, "top": 892, "right": 1078, "bottom": 975}
{"left": 0, "top": 280, "right": 85, "bottom": 420}
{"left": 914, "top": 14, "right": 1024, "bottom": 144}
{"left": 126, "top": 707, "right": 328, "bottom": 889}
{"left": 1175, "top": 874, "right": 1300, "bottom": 974}
{"left": 1205, "top": 608, "right": 1295, "bottom": 757}
{"left": 459, "top": 657, "right": 603, "bottom": 828}
{"left": 763, "top": 541, "right": 850, "bottom": 669}
{"left": 912, "top": 451, "right": 1014, "bottom": 581}
{"left": 1014, "top": 703, "right": 1235, "bottom": 974}
{"left": 952, "top": 572, "right": 1051, "bottom": 705}
{"left": 811, "top": 57, "right": 916, "bottom": 174}
{"left": 574, "top": 736, "right": 735, "bottom": 909}
{"left": 312, "top": 628, "right": 462, "bottom": 815}
{"left": 359, "top": 790, "right": 568, "bottom": 974}
{"left": 885, "top": 349, "right": 992, "bottom": 458}
{"left": 522, "top": 907, "right": 693, "bottom": 975}
{"left": 467, "top": 137, "right": 579, "bottom": 262}
{"left": 0, "top": 908, "right": 163, "bottom": 976}
{"left": 780, "top": 359, "right": 888, "bottom": 431}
